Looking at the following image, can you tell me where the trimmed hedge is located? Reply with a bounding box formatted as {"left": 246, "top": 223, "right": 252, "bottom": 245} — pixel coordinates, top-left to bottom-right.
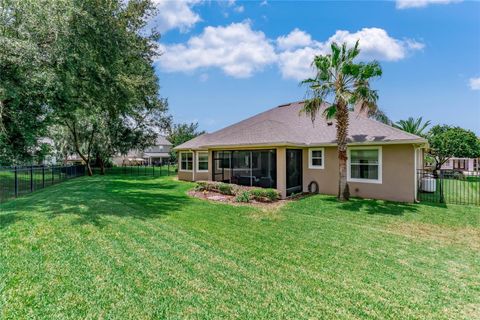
{"left": 235, "top": 191, "right": 251, "bottom": 203}
{"left": 194, "top": 181, "right": 281, "bottom": 202}
{"left": 195, "top": 181, "right": 235, "bottom": 195}
{"left": 249, "top": 188, "right": 280, "bottom": 202}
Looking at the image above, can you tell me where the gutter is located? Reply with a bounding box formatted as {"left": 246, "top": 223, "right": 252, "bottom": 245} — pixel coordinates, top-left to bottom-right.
{"left": 173, "top": 139, "right": 428, "bottom": 151}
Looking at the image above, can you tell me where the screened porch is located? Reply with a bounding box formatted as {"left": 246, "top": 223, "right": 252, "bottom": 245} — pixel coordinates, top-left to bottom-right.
{"left": 212, "top": 150, "right": 277, "bottom": 188}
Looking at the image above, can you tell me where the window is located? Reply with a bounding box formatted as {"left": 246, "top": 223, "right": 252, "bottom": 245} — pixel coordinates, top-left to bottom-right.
{"left": 180, "top": 152, "right": 193, "bottom": 171}
{"left": 197, "top": 152, "right": 208, "bottom": 172}
{"left": 308, "top": 148, "right": 324, "bottom": 169}
{"left": 348, "top": 147, "right": 382, "bottom": 183}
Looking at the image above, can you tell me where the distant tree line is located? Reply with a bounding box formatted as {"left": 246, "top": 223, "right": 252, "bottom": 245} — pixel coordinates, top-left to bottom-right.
{"left": 392, "top": 117, "right": 480, "bottom": 170}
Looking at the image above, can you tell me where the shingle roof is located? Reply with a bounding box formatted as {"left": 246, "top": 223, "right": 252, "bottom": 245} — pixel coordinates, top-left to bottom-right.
{"left": 174, "top": 101, "right": 427, "bottom": 150}
{"left": 156, "top": 135, "right": 172, "bottom": 146}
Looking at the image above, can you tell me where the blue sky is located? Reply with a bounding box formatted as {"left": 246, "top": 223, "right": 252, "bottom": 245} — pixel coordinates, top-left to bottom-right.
{"left": 153, "top": 0, "right": 480, "bottom": 134}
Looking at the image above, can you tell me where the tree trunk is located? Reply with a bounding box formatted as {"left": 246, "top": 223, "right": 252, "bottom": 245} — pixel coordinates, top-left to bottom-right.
{"left": 99, "top": 157, "right": 105, "bottom": 175}
{"left": 336, "top": 100, "right": 350, "bottom": 201}
{"left": 65, "top": 120, "right": 95, "bottom": 176}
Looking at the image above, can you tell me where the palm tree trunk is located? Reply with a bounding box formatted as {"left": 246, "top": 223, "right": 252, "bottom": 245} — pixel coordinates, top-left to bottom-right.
{"left": 336, "top": 100, "right": 350, "bottom": 201}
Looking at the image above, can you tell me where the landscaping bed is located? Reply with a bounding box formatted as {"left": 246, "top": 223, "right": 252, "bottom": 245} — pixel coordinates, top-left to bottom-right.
{"left": 189, "top": 180, "right": 287, "bottom": 208}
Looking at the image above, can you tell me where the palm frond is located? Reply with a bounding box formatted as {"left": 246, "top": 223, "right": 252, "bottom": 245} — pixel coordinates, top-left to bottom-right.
{"left": 300, "top": 97, "right": 323, "bottom": 123}
{"left": 322, "top": 105, "right": 337, "bottom": 120}
{"left": 393, "top": 117, "right": 431, "bottom": 136}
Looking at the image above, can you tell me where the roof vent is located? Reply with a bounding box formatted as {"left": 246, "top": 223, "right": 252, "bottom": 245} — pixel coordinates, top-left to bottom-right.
{"left": 327, "top": 122, "right": 333, "bottom": 126}
{"left": 277, "top": 103, "right": 291, "bottom": 108}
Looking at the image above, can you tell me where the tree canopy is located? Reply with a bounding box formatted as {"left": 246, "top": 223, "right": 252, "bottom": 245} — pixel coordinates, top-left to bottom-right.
{"left": 427, "top": 125, "right": 480, "bottom": 170}
{"left": 167, "top": 122, "right": 205, "bottom": 161}
{"left": 0, "top": 0, "right": 171, "bottom": 171}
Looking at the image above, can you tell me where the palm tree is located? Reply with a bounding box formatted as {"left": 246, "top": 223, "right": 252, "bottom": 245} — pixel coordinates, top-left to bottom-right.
{"left": 301, "top": 41, "right": 382, "bottom": 201}
{"left": 393, "top": 117, "right": 431, "bottom": 136}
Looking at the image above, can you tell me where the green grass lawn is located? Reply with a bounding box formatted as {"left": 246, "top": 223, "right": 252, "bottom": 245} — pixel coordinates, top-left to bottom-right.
{"left": 418, "top": 176, "right": 480, "bottom": 205}
{"left": 1, "top": 175, "right": 479, "bottom": 319}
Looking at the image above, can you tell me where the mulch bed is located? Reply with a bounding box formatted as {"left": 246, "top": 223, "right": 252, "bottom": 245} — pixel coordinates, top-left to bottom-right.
{"left": 188, "top": 189, "right": 312, "bottom": 209}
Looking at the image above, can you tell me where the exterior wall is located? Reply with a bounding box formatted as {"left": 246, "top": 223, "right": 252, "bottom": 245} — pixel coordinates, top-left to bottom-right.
{"left": 276, "top": 147, "right": 287, "bottom": 199}
{"left": 440, "top": 157, "right": 479, "bottom": 171}
{"left": 303, "top": 144, "right": 417, "bottom": 203}
{"left": 177, "top": 144, "right": 417, "bottom": 202}
{"left": 177, "top": 150, "right": 210, "bottom": 182}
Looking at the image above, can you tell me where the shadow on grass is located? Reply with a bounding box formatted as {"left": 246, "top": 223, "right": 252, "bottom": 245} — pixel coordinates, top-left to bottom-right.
{"left": 323, "top": 197, "right": 419, "bottom": 216}
{"left": 0, "top": 175, "right": 190, "bottom": 228}
{"left": 0, "top": 212, "right": 23, "bottom": 230}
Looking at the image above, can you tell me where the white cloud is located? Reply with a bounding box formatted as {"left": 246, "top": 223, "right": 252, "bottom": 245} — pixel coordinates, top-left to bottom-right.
{"left": 260, "top": 0, "right": 268, "bottom": 6}
{"left": 327, "top": 28, "right": 424, "bottom": 61}
{"left": 396, "top": 0, "right": 462, "bottom": 9}
{"left": 277, "top": 28, "right": 424, "bottom": 80}
{"left": 157, "top": 21, "right": 277, "bottom": 78}
{"left": 149, "top": 0, "right": 202, "bottom": 33}
{"left": 157, "top": 24, "right": 423, "bottom": 81}
{"left": 276, "top": 28, "right": 313, "bottom": 50}
{"left": 469, "top": 77, "right": 480, "bottom": 90}
{"left": 234, "top": 5, "right": 244, "bottom": 13}
{"left": 277, "top": 47, "right": 321, "bottom": 81}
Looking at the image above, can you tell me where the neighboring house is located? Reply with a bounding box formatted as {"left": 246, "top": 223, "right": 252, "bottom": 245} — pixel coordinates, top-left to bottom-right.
{"left": 439, "top": 157, "right": 480, "bottom": 172}
{"left": 112, "top": 136, "right": 172, "bottom": 166}
{"left": 174, "top": 101, "right": 428, "bottom": 202}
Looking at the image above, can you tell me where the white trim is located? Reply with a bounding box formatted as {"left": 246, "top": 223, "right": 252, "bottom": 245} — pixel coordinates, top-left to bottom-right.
{"left": 414, "top": 147, "right": 418, "bottom": 201}
{"left": 196, "top": 151, "right": 209, "bottom": 172}
{"left": 192, "top": 151, "right": 195, "bottom": 180}
{"left": 179, "top": 151, "right": 193, "bottom": 172}
{"left": 347, "top": 146, "right": 382, "bottom": 184}
{"left": 308, "top": 148, "right": 325, "bottom": 169}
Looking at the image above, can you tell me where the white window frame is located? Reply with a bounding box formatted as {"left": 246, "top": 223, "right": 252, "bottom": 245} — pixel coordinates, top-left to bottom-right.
{"left": 196, "top": 151, "right": 209, "bottom": 172}
{"left": 347, "top": 146, "right": 382, "bottom": 184}
{"left": 308, "top": 148, "right": 325, "bottom": 169}
{"left": 179, "top": 151, "right": 193, "bottom": 172}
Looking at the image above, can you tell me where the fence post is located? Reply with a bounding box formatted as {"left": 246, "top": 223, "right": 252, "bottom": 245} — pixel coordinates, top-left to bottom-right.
{"left": 14, "top": 166, "right": 18, "bottom": 198}
{"left": 30, "top": 165, "right": 33, "bottom": 193}
{"left": 42, "top": 166, "right": 45, "bottom": 188}
{"left": 52, "top": 166, "right": 55, "bottom": 184}
{"left": 153, "top": 164, "right": 155, "bottom": 176}
{"left": 438, "top": 170, "right": 444, "bottom": 203}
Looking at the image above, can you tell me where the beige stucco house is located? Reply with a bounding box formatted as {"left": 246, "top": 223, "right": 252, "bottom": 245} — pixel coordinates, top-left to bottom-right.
{"left": 112, "top": 136, "right": 172, "bottom": 166}
{"left": 174, "top": 101, "right": 427, "bottom": 202}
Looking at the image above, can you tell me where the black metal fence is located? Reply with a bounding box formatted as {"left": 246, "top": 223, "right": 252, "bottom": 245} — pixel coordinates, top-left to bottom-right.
{"left": 0, "top": 165, "right": 86, "bottom": 203}
{"left": 417, "top": 169, "right": 480, "bottom": 206}
{"left": 93, "top": 163, "right": 178, "bottom": 177}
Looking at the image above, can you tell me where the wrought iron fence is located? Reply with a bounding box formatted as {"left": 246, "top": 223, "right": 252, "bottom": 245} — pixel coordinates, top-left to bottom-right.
{"left": 417, "top": 169, "right": 480, "bottom": 206}
{"left": 0, "top": 165, "right": 86, "bottom": 203}
{"left": 93, "top": 163, "right": 177, "bottom": 177}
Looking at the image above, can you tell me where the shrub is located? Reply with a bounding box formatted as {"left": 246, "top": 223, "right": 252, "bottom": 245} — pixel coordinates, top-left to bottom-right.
{"left": 195, "top": 181, "right": 209, "bottom": 191}
{"left": 235, "top": 191, "right": 251, "bottom": 203}
{"left": 217, "top": 183, "right": 234, "bottom": 195}
{"left": 249, "top": 188, "right": 280, "bottom": 202}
